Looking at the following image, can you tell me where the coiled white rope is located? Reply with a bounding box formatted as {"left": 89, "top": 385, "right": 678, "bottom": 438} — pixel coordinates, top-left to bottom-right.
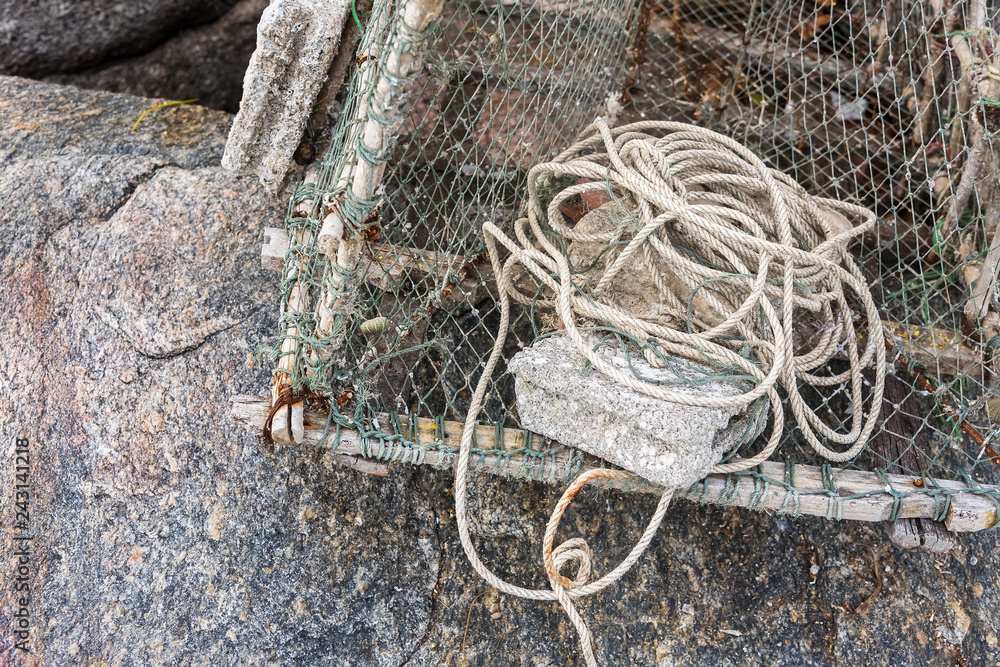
{"left": 453, "top": 119, "right": 886, "bottom": 665}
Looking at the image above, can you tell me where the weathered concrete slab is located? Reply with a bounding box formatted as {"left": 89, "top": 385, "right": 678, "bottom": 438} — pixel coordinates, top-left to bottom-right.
{"left": 508, "top": 333, "right": 764, "bottom": 487}
{"left": 222, "top": 0, "right": 351, "bottom": 190}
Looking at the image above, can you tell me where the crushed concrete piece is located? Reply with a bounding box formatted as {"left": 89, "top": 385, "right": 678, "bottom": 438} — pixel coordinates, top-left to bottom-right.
{"left": 508, "top": 334, "right": 767, "bottom": 488}
{"left": 222, "top": 0, "right": 350, "bottom": 190}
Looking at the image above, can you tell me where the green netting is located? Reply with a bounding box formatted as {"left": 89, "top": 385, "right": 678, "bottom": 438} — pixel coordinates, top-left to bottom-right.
{"left": 272, "top": 0, "right": 1000, "bottom": 505}
{"left": 276, "top": 0, "right": 642, "bottom": 413}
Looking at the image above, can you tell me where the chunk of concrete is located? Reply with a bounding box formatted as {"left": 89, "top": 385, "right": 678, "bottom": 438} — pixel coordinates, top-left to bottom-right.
{"left": 222, "top": 0, "right": 350, "bottom": 190}
{"left": 508, "top": 334, "right": 766, "bottom": 488}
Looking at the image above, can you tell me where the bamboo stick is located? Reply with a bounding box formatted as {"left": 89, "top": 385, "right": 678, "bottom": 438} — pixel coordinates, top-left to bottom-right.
{"left": 315, "top": 6, "right": 390, "bottom": 336}
{"left": 940, "top": 13, "right": 1000, "bottom": 245}
{"left": 315, "top": 8, "right": 387, "bottom": 259}
{"left": 880, "top": 320, "right": 984, "bottom": 379}
{"left": 231, "top": 395, "right": 1000, "bottom": 533}
{"left": 872, "top": 1, "right": 894, "bottom": 73}
{"left": 316, "top": 0, "right": 444, "bottom": 343}
{"left": 965, "top": 206, "right": 1000, "bottom": 326}
{"left": 262, "top": 228, "right": 988, "bottom": 377}
{"left": 914, "top": 1, "right": 948, "bottom": 148}
{"left": 262, "top": 227, "right": 498, "bottom": 301}
{"left": 271, "top": 169, "right": 321, "bottom": 445}
{"left": 942, "top": 129, "right": 989, "bottom": 244}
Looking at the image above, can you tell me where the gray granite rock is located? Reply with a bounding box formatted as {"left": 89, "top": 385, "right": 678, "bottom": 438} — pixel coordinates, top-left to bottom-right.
{"left": 0, "top": 75, "right": 234, "bottom": 169}
{"left": 1, "top": 75, "right": 999, "bottom": 667}
{"left": 0, "top": 0, "right": 231, "bottom": 79}
{"left": 0, "top": 76, "right": 437, "bottom": 666}
{"left": 45, "top": 0, "right": 268, "bottom": 114}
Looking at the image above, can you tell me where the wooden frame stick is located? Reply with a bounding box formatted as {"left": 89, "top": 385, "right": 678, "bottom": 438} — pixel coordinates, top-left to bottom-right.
{"left": 264, "top": 227, "right": 496, "bottom": 294}
{"left": 263, "top": 227, "right": 987, "bottom": 376}
{"left": 315, "top": 8, "right": 390, "bottom": 336}
{"left": 316, "top": 3, "right": 389, "bottom": 259}
{"left": 965, "top": 208, "right": 1000, "bottom": 325}
{"left": 940, "top": 13, "right": 1000, "bottom": 243}
{"left": 271, "top": 169, "right": 321, "bottom": 445}
{"left": 231, "top": 395, "right": 1000, "bottom": 533}
{"left": 315, "top": 0, "right": 444, "bottom": 340}
{"left": 880, "top": 320, "right": 985, "bottom": 379}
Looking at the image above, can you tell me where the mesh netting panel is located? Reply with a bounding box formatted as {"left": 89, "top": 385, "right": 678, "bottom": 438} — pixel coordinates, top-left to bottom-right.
{"left": 278, "top": 0, "right": 639, "bottom": 416}
{"left": 615, "top": 0, "right": 1000, "bottom": 483}
{"left": 275, "top": 0, "right": 1000, "bottom": 489}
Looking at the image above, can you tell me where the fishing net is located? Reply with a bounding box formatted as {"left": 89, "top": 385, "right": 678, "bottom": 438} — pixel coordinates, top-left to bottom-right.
{"left": 267, "top": 0, "right": 1000, "bottom": 534}
{"left": 622, "top": 0, "right": 1000, "bottom": 489}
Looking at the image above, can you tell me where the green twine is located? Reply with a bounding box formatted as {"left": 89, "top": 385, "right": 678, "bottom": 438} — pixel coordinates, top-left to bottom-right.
{"left": 351, "top": 0, "right": 365, "bottom": 34}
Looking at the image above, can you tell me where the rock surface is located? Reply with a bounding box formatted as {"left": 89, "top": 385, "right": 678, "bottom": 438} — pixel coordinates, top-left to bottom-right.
{"left": 0, "top": 0, "right": 234, "bottom": 79}
{"left": 509, "top": 334, "right": 762, "bottom": 488}
{"left": 45, "top": 0, "right": 268, "bottom": 114}
{"left": 1, "top": 75, "right": 1000, "bottom": 666}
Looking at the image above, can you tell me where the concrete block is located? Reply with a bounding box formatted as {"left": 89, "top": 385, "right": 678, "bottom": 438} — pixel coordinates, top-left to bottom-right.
{"left": 508, "top": 333, "right": 766, "bottom": 488}
{"left": 222, "top": 0, "right": 350, "bottom": 191}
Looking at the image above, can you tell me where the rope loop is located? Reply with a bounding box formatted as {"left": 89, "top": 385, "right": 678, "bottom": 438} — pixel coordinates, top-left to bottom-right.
{"left": 542, "top": 469, "right": 629, "bottom": 589}
{"left": 453, "top": 118, "right": 886, "bottom": 667}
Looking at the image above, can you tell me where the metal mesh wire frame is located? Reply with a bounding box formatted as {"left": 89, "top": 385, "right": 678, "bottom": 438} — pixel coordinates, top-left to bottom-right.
{"left": 270, "top": 0, "right": 1000, "bottom": 502}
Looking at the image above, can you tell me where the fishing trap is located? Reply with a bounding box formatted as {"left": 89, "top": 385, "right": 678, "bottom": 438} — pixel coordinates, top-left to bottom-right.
{"left": 233, "top": 0, "right": 1000, "bottom": 556}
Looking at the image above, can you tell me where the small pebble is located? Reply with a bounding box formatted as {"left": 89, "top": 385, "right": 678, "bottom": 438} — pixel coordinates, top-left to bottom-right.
{"left": 970, "top": 556, "right": 979, "bottom": 566}
{"left": 681, "top": 603, "right": 695, "bottom": 616}
{"left": 809, "top": 564, "right": 820, "bottom": 576}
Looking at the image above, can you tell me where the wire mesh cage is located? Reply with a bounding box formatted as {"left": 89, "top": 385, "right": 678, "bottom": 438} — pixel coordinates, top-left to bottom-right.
{"left": 259, "top": 0, "right": 1000, "bottom": 542}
